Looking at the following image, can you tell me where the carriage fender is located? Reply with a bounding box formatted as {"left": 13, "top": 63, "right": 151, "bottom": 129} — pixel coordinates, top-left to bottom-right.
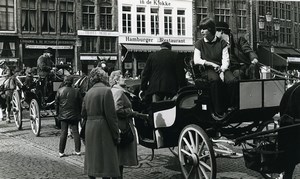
{"left": 153, "top": 103, "right": 176, "bottom": 128}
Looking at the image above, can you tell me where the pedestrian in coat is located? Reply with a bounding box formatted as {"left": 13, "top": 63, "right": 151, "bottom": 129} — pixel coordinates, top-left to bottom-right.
{"left": 110, "top": 70, "right": 148, "bottom": 178}
{"left": 55, "top": 75, "right": 82, "bottom": 157}
{"left": 140, "top": 42, "right": 186, "bottom": 102}
{"left": 81, "top": 67, "right": 120, "bottom": 179}
{"left": 193, "top": 17, "right": 238, "bottom": 120}
{"left": 3, "top": 68, "right": 17, "bottom": 123}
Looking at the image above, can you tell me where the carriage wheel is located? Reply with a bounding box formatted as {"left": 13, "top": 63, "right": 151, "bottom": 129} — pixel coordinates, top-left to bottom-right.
{"left": 30, "top": 99, "right": 41, "bottom": 137}
{"left": 178, "top": 124, "right": 216, "bottom": 179}
{"left": 12, "top": 90, "right": 22, "bottom": 130}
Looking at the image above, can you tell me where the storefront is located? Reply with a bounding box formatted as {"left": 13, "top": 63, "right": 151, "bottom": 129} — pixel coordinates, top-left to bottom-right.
{"left": 20, "top": 39, "right": 75, "bottom": 69}
{"left": 118, "top": 0, "right": 194, "bottom": 77}
{"left": 0, "top": 36, "right": 21, "bottom": 70}
{"left": 78, "top": 30, "right": 119, "bottom": 75}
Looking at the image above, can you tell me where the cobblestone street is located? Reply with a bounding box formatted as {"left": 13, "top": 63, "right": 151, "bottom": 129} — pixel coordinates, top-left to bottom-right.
{"left": 0, "top": 116, "right": 299, "bottom": 179}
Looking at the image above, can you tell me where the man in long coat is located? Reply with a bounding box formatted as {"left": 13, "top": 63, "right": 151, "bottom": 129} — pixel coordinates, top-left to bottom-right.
{"left": 140, "top": 42, "right": 186, "bottom": 102}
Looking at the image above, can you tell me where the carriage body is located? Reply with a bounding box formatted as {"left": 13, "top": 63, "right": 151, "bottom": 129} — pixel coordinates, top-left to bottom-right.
{"left": 135, "top": 78, "right": 285, "bottom": 149}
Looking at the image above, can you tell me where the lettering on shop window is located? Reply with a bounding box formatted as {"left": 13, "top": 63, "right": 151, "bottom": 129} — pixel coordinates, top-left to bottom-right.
{"left": 126, "top": 36, "right": 154, "bottom": 43}
{"left": 159, "top": 38, "right": 185, "bottom": 43}
{"left": 139, "top": 0, "right": 171, "bottom": 6}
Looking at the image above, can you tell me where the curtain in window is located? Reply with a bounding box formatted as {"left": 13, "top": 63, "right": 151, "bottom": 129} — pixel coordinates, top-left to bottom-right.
{"left": 7, "top": 8, "right": 14, "bottom": 30}
{"left": 21, "top": 11, "right": 27, "bottom": 30}
{"left": 60, "top": 13, "right": 64, "bottom": 28}
{"left": 30, "top": 11, "right": 36, "bottom": 30}
{"left": 9, "top": 42, "right": 15, "bottom": 57}
{"left": 41, "top": 12, "right": 45, "bottom": 28}
{"left": 49, "top": 12, "right": 55, "bottom": 29}
{"left": 0, "top": 42, "right": 3, "bottom": 56}
{"left": 67, "top": 14, "right": 73, "bottom": 32}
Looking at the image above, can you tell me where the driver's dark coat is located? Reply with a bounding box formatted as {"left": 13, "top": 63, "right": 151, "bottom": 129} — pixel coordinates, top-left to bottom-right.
{"left": 55, "top": 86, "right": 82, "bottom": 121}
{"left": 37, "top": 54, "right": 53, "bottom": 77}
{"left": 141, "top": 48, "right": 186, "bottom": 96}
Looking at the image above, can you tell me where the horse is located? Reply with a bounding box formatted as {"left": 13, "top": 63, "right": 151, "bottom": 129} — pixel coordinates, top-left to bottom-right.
{"left": 277, "top": 82, "right": 300, "bottom": 179}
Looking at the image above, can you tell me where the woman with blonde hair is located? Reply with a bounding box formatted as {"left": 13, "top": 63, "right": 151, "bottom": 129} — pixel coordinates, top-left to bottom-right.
{"left": 82, "top": 67, "right": 120, "bottom": 179}
{"left": 109, "top": 70, "right": 146, "bottom": 179}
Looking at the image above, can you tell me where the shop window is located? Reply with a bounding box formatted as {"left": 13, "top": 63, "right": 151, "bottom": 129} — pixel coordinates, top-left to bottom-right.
{"left": 41, "top": 0, "right": 56, "bottom": 33}
{"left": 0, "top": 0, "right": 15, "bottom": 31}
{"left": 137, "top": 7, "right": 145, "bottom": 34}
{"left": 82, "top": 0, "right": 95, "bottom": 29}
{"left": 60, "top": 0, "right": 74, "bottom": 33}
{"left": 21, "top": 0, "right": 37, "bottom": 32}
{"left": 0, "top": 42, "right": 16, "bottom": 57}
{"left": 100, "top": 37, "right": 116, "bottom": 53}
{"left": 151, "top": 8, "right": 159, "bottom": 35}
{"left": 81, "top": 37, "right": 97, "bottom": 53}
{"left": 177, "top": 10, "right": 185, "bottom": 36}
{"left": 280, "top": 27, "right": 285, "bottom": 44}
{"left": 122, "top": 6, "right": 131, "bottom": 33}
{"left": 100, "top": 6, "right": 112, "bottom": 30}
{"left": 164, "top": 9, "right": 172, "bottom": 35}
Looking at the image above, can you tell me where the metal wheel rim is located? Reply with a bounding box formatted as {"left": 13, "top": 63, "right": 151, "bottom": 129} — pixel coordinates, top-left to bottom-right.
{"left": 178, "top": 125, "right": 216, "bottom": 179}
{"left": 30, "top": 99, "right": 40, "bottom": 136}
{"left": 12, "top": 90, "right": 22, "bottom": 129}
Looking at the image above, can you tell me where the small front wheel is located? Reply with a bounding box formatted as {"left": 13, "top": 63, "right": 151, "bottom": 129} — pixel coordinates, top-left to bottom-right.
{"left": 12, "top": 90, "right": 22, "bottom": 130}
{"left": 30, "top": 99, "right": 41, "bottom": 137}
{"left": 178, "top": 124, "right": 216, "bottom": 179}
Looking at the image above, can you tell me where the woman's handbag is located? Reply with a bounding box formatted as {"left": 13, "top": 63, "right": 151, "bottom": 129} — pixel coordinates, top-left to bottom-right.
{"left": 119, "top": 122, "right": 134, "bottom": 146}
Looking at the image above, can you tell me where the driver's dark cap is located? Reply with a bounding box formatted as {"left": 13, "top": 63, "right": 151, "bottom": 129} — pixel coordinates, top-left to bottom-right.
{"left": 216, "top": 21, "right": 230, "bottom": 34}
{"left": 160, "top": 42, "right": 172, "bottom": 50}
{"left": 64, "top": 75, "right": 74, "bottom": 84}
{"left": 44, "top": 47, "right": 53, "bottom": 53}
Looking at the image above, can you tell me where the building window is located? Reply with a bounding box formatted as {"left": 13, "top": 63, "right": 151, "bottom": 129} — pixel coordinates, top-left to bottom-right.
{"left": 81, "top": 37, "right": 97, "bottom": 53}
{"left": 122, "top": 6, "right": 131, "bottom": 33}
{"left": 286, "top": 4, "right": 291, "bottom": 20}
{"left": 280, "top": 27, "right": 285, "bottom": 44}
{"left": 0, "top": 42, "right": 16, "bottom": 57}
{"left": 60, "top": 0, "right": 74, "bottom": 33}
{"left": 258, "top": 1, "right": 265, "bottom": 16}
{"left": 214, "top": 0, "right": 230, "bottom": 23}
{"left": 0, "top": 0, "right": 15, "bottom": 31}
{"left": 21, "top": 0, "right": 37, "bottom": 32}
{"left": 177, "top": 10, "right": 185, "bottom": 36}
{"left": 151, "top": 8, "right": 159, "bottom": 35}
{"left": 41, "top": 0, "right": 56, "bottom": 33}
{"left": 82, "top": 1, "right": 95, "bottom": 29}
{"left": 100, "top": 37, "right": 116, "bottom": 53}
{"left": 280, "top": 3, "right": 285, "bottom": 19}
{"left": 100, "top": 6, "right": 112, "bottom": 30}
{"left": 164, "top": 9, "right": 172, "bottom": 35}
{"left": 137, "top": 7, "right": 145, "bottom": 34}
{"left": 272, "top": 2, "right": 278, "bottom": 18}
{"left": 287, "top": 27, "right": 291, "bottom": 44}
{"left": 237, "top": 10, "right": 246, "bottom": 30}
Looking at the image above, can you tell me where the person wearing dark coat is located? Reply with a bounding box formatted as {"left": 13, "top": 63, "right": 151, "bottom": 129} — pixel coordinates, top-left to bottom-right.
{"left": 81, "top": 67, "right": 120, "bottom": 179}
{"left": 140, "top": 42, "right": 186, "bottom": 102}
{"left": 215, "top": 21, "right": 260, "bottom": 80}
{"left": 55, "top": 75, "right": 82, "bottom": 157}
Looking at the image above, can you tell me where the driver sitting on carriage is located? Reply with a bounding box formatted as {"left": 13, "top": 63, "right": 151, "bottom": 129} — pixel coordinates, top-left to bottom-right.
{"left": 36, "top": 47, "right": 55, "bottom": 104}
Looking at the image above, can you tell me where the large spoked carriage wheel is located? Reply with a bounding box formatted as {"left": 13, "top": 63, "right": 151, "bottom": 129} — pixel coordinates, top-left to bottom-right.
{"left": 12, "top": 90, "right": 22, "bottom": 130}
{"left": 30, "top": 99, "right": 41, "bottom": 137}
{"left": 178, "top": 124, "right": 216, "bottom": 179}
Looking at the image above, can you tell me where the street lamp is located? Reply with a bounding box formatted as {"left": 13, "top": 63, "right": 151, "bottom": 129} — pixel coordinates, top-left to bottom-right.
{"left": 258, "top": 12, "right": 280, "bottom": 68}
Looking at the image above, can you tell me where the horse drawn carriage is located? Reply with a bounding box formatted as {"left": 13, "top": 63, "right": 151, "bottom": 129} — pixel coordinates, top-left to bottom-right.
{"left": 125, "top": 63, "right": 300, "bottom": 179}
{"left": 11, "top": 64, "right": 78, "bottom": 136}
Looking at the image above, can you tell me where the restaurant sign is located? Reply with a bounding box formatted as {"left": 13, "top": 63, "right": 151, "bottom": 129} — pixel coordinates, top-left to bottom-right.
{"left": 119, "top": 36, "right": 193, "bottom": 45}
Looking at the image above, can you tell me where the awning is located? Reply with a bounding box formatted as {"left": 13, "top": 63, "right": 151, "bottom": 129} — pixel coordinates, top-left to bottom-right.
{"left": 122, "top": 44, "right": 194, "bottom": 53}
{"left": 257, "top": 46, "right": 287, "bottom": 66}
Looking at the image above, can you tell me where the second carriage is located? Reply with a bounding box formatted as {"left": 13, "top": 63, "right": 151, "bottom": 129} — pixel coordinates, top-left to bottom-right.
{"left": 11, "top": 65, "right": 78, "bottom": 136}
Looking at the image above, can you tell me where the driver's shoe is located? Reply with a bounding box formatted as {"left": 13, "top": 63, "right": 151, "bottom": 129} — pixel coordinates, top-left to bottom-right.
{"left": 212, "top": 112, "right": 227, "bottom": 121}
